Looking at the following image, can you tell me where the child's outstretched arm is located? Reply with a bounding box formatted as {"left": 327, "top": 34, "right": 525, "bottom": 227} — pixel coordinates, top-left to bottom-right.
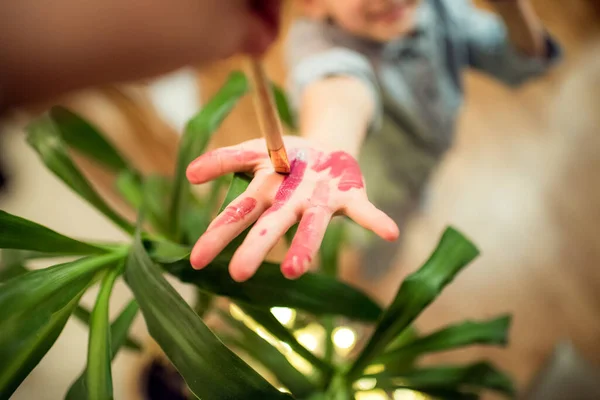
{"left": 454, "top": 0, "right": 562, "bottom": 86}
{"left": 298, "top": 76, "right": 374, "bottom": 158}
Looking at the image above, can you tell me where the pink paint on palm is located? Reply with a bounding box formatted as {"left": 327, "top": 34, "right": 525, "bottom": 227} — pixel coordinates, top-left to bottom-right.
{"left": 210, "top": 197, "right": 257, "bottom": 230}
{"left": 311, "top": 151, "right": 364, "bottom": 191}
{"left": 282, "top": 212, "right": 319, "bottom": 278}
{"left": 259, "top": 229, "right": 268, "bottom": 236}
{"left": 264, "top": 151, "right": 308, "bottom": 215}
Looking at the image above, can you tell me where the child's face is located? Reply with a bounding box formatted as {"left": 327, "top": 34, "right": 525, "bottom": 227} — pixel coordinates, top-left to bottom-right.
{"left": 317, "top": 0, "right": 422, "bottom": 42}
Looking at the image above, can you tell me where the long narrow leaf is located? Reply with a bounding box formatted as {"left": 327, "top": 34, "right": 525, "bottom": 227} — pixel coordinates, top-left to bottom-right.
{"left": 66, "top": 300, "right": 139, "bottom": 400}
{"left": 142, "top": 175, "right": 173, "bottom": 235}
{"left": 26, "top": 115, "right": 134, "bottom": 234}
{"left": 169, "top": 72, "right": 249, "bottom": 239}
{"left": 375, "top": 316, "right": 511, "bottom": 365}
{"left": 319, "top": 220, "right": 345, "bottom": 363}
{"left": 0, "top": 251, "right": 126, "bottom": 323}
{"left": 0, "top": 250, "right": 29, "bottom": 282}
{"left": 49, "top": 107, "right": 132, "bottom": 173}
{"left": 219, "top": 310, "right": 316, "bottom": 397}
{"left": 348, "top": 228, "right": 479, "bottom": 378}
{"left": 193, "top": 290, "right": 214, "bottom": 318}
{"left": 72, "top": 303, "right": 141, "bottom": 352}
{"left": 125, "top": 232, "right": 291, "bottom": 399}
{"left": 115, "top": 170, "right": 144, "bottom": 210}
{"left": 0, "top": 210, "right": 104, "bottom": 254}
{"left": 146, "top": 239, "right": 190, "bottom": 264}
{"left": 319, "top": 220, "right": 345, "bottom": 277}
{"left": 0, "top": 282, "right": 87, "bottom": 398}
{"left": 239, "top": 305, "right": 332, "bottom": 375}
{"left": 372, "top": 362, "right": 514, "bottom": 396}
{"left": 166, "top": 259, "right": 382, "bottom": 322}
{"left": 0, "top": 253, "right": 140, "bottom": 355}
{"left": 87, "top": 265, "right": 123, "bottom": 400}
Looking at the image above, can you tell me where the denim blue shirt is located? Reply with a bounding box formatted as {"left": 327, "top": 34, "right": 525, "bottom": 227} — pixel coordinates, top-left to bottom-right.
{"left": 285, "top": 0, "right": 561, "bottom": 277}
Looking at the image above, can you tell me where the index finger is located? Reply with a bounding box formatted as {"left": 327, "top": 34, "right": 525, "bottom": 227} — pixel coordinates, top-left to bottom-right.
{"left": 186, "top": 143, "right": 267, "bottom": 184}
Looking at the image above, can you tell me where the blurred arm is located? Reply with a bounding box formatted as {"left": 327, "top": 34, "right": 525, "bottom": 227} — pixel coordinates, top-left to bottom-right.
{"left": 490, "top": 0, "right": 547, "bottom": 58}
{"left": 299, "top": 76, "right": 374, "bottom": 158}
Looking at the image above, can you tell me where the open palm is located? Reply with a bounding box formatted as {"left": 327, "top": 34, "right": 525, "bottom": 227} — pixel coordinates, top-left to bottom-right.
{"left": 186, "top": 136, "right": 399, "bottom": 282}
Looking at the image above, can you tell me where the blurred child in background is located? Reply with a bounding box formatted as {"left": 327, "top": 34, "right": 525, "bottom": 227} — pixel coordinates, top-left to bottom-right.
{"left": 185, "top": 0, "right": 563, "bottom": 282}
{"left": 284, "top": 0, "right": 562, "bottom": 279}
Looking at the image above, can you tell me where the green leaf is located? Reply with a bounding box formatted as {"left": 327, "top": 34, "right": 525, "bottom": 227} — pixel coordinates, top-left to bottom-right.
{"left": 115, "top": 170, "right": 144, "bottom": 210}
{"left": 348, "top": 227, "right": 480, "bottom": 379}
{"left": 166, "top": 259, "right": 381, "bottom": 322}
{"left": 375, "top": 316, "right": 511, "bottom": 366}
{"left": 86, "top": 265, "right": 123, "bottom": 400}
{"left": 218, "top": 310, "right": 316, "bottom": 397}
{"left": 284, "top": 224, "right": 299, "bottom": 246}
{"left": 49, "top": 106, "right": 131, "bottom": 173}
{"left": 0, "top": 250, "right": 29, "bottom": 281}
{"left": 318, "top": 220, "right": 345, "bottom": 363}
{"left": 146, "top": 239, "right": 191, "bottom": 264}
{"left": 66, "top": 300, "right": 139, "bottom": 400}
{"left": 383, "top": 325, "right": 420, "bottom": 352}
{"left": 319, "top": 220, "right": 345, "bottom": 277}
{"left": 0, "top": 251, "right": 126, "bottom": 324}
{"left": 142, "top": 175, "right": 173, "bottom": 235}
{"left": 0, "top": 210, "right": 105, "bottom": 255}
{"left": 272, "top": 83, "right": 296, "bottom": 131}
{"left": 0, "top": 257, "right": 102, "bottom": 399}
{"left": 193, "top": 290, "right": 214, "bottom": 318}
{"left": 238, "top": 305, "right": 332, "bottom": 375}
{"left": 25, "top": 115, "right": 134, "bottom": 234}
{"left": 169, "top": 72, "right": 249, "bottom": 239}
{"left": 124, "top": 231, "right": 291, "bottom": 399}
{"left": 0, "top": 254, "right": 141, "bottom": 356}
{"left": 71, "top": 304, "right": 142, "bottom": 352}
{"left": 0, "top": 290, "right": 85, "bottom": 399}
{"left": 372, "top": 362, "right": 514, "bottom": 396}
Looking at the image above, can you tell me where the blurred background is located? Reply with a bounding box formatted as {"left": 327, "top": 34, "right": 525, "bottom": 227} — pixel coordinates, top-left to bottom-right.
{"left": 2, "top": 0, "right": 600, "bottom": 399}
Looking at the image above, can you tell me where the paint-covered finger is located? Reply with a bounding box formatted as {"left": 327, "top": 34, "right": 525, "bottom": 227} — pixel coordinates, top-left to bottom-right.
{"left": 190, "top": 194, "right": 267, "bottom": 270}
{"left": 186, "top": 145, "right": 267, "bottom": 184}
{"left": 228, "top": 209, "right": 299, "bottom": 282}
{"left": 282, "top": 207, "right": 332, "bottom": 279}
{"left": 344, "top": 199, "right": 399, "bottom": 242}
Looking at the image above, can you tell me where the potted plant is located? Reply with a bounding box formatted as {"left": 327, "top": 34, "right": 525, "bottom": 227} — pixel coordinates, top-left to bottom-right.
{"left": 0, "top": 72, "right": 514, "bottom": 400}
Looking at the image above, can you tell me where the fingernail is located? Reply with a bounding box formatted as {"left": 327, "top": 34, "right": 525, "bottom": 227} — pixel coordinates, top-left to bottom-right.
{"left": 281, "top": 255, "right": 310, "bottom": 279}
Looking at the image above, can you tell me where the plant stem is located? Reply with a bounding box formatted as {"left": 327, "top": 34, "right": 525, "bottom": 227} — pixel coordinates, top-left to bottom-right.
{"left": 323, "top": 316, "right": 335, "bottom": 364}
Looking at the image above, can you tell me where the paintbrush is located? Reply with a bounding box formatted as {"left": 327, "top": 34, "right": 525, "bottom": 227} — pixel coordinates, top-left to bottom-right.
{"left": 247, "top": 58, "right": 291, "bottom": 174}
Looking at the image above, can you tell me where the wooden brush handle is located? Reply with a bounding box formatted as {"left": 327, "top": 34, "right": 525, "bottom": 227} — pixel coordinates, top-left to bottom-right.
{"left": 247, "top": 58, "right": 290, "bottom": 173}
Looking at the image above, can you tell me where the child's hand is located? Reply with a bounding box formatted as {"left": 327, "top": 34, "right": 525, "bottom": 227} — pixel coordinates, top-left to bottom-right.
{"left": 186, "top": 137, "right": 399, "bottom": 281}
